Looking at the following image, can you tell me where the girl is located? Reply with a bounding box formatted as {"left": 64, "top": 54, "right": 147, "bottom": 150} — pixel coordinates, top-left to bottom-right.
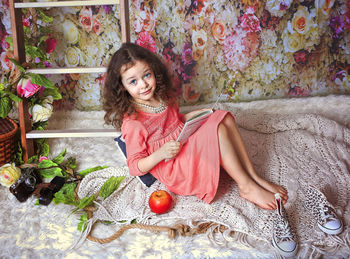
{"left": 104, "top": 43, "right": 288, "bottom": 210}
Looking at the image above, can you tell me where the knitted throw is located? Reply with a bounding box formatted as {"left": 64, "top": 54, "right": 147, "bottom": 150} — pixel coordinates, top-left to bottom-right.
{"left": 77, "top": 112, "right": 350, "bottom": 255}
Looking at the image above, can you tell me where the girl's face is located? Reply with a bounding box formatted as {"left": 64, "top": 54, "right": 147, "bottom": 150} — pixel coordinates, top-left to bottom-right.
{"left": 121, "top": 60, "right": 157, "bottom": 105}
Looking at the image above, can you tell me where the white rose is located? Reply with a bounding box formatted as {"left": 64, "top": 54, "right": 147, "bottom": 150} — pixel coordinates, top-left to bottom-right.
{"left": 65, "top": 47, "right": 80, "bottom": 67}
{"left": 62, "top": 19, "right": 79, "bottom": 44}
{"left": 0, "top": 163, "right": 21, "bottom": 187}
{"left": 31, "top": 103, "right": 53, "bottom": 122}
{"left": 283, "top": 32, "right": 305, "bottom": 53}
{"left": 192, "top": 29, "right": 207, "bottom": 51}
{"left": 43, "top": 95, "right": 53, "bottom": 105}
{"left": 291, "top": 5, "right": 311, "bottom": 35}
{"left": 315, "top": 0, "right": 335, "bottom": 17}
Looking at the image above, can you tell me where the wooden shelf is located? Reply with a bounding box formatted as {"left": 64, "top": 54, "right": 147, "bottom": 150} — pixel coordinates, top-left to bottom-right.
{"left": 26, "top": 129, "right": 120, "bottom": 138}
{"left": 15, "top": 0, "right": 119, "bottom": 8}
{"left": 27, "top": 67, "right": 107, "bottom": 74}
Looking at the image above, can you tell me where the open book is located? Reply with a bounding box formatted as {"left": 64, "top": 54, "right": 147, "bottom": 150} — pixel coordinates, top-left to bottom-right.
{"left": 176, "top": 109, "right": 213, "bottom": 144}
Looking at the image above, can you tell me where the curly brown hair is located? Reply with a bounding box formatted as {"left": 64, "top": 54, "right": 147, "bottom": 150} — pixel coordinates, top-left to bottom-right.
{"left": 103, "top": 43, "right": 176, "bottom": 129}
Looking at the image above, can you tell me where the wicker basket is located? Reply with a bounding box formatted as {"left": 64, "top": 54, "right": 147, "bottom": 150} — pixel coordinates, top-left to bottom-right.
{"left": 0, "top": 117, "right": 18, "bottom": 166}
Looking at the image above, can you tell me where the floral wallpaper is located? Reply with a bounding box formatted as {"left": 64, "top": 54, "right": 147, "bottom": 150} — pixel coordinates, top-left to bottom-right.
{"left": 1, "top": 0, "right": 349, "bottom": 111}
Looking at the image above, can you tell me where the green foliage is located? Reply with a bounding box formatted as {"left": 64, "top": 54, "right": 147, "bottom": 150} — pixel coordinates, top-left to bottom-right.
{"left": 0, "top": 96, "right": 11, "bottom": 119}
{"left": 53, "top": 182, "right": 78, "bottom": 206}
{"left": 77, "top": 212, "right": 89, "bottom": 231}
{"left": 100, "top": 176, "right": 126, "bottom": 200}
{"left": 52, "top": 149, "right": 66, "bottom": 164}
{"left": 78, "top": 166, "right": 109, "bottom": 177}
{"left": 29, "top": 73, "right": 55, "bottom": 89}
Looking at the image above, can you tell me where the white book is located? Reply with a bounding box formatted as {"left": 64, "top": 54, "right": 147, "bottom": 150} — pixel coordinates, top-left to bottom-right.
{"left": 176, "top": 109, "right": 213, "bottom": 144}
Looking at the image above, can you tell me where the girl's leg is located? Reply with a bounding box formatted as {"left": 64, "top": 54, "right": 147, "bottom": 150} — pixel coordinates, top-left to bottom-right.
{"left": 217, "top": 121, "right": 277, "bottom": 210}
{"left": 221, "top": 114, "right": 288, "bottom": 203}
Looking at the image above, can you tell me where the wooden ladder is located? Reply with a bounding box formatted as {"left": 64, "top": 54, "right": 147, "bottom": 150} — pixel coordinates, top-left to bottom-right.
{"left": 9, "top": 0, "right": 130, "bottom": 161}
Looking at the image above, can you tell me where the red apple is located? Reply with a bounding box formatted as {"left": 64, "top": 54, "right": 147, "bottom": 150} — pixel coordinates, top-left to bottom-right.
{"left": 148, "top": 190, "right": 173, "bottom": 214}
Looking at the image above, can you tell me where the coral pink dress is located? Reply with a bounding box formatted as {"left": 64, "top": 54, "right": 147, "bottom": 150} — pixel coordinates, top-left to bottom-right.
{"left": 121, "top": 103, "right": 233, "bottom": 203}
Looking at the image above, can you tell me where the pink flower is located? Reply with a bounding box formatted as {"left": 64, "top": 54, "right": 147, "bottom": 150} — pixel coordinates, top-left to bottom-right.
{"left": 92, "top": 15, "right": 104, "bottom": 35}
{"left": 79, "top": 8, "right": 93, "bottom": 32}
{"left": 17, "top": 77, "right": 41, "bottom": 98}
{"left": 240, "top": 7, "right": 261, "bottom": 33}
{"left": 211, "top": 21, "right": 226, "bottom": 44}
{"left": 139, "top": 7, "right": 156, "bottom": 32}
{"left": 22, "top": 16, "right": 30, "bottom": 27}
{"left": 223, "top": 28, "right": 259, "bottom": 72}
{"left": 45, "top": 36, "right": 57, "bottom": 53}
{"left": 39, "top": 156, "right": 49, "bottom": 162}
{"left": 136, "top": 31, "right": 156, "bottom": 53}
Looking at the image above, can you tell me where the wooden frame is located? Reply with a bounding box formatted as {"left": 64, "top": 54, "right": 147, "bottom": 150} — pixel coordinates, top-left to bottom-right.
{"left": 9, "top": 0, "right": 130, "bottom": 161}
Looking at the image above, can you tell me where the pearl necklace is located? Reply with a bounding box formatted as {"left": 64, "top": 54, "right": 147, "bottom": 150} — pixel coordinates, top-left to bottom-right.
{"left": 132, "top": 100, "right": 166, "bottom": 114}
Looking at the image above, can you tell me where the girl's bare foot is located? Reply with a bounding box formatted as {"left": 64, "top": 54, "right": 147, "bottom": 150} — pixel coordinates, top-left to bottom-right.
{"left": 238, "top": 182, "right": 277, "bottom": 210}
{"left": 254, "top": 178, "right": 288, "bottom": 204}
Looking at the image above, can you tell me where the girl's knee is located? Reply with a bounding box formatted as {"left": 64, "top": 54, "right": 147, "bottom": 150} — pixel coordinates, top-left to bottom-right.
{"left": 222, "top": 113, "right": 236, "bottom": 127}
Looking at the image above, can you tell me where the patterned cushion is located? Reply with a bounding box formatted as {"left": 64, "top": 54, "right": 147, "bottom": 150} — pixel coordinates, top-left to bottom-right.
{"left": 114, "top": 135, "right": 157, "bottom": 187}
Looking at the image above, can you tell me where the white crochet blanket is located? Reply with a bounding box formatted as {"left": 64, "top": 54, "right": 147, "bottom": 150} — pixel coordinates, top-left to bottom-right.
{"left": 77, "top": 111, "right": 350, "bottom": 257}
{"left": 1, "top": 95, "right": 350, "bottom": 258}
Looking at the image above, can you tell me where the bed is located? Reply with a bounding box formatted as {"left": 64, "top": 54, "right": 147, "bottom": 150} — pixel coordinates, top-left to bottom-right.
{"left": 1, "top": 94, "right": 349, "bottom": 258}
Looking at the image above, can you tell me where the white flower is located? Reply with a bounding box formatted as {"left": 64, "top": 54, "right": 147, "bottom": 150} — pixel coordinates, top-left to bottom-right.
{"left": 290, "top": 5, "right": 311, "bottom": 35}
{"left": 43, "top": 95, "right": 53, "bottom": 105}
{"left": 315, "top": 0, "right": 335, "bottom": 17}
{"left": 30, "top": 103, "right": 53, "bottom": 122}
{"left": 0, "top": 163, "right": 21, "bottom": 187}
{"left": 192, "top": 29, "right": 207, "bottom": 52}
{"left": 283, "top": 31, "right": 305, "bottom": 53}
{"left": 62, "top": 19, "right": 79, "bottom": 44}
{"left": 335, "top": 74, "right": 350, "bottom": 89}
{"left": 65, "top": 46, "right": 81, "bottom": 67}
{"left": 266, "top": 0, "right": 293, "bottom": 17}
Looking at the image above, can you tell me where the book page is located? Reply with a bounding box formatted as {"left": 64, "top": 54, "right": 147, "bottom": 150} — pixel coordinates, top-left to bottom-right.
{"left": 176, "top": 109, "right": 213, "bottom": 144}
{"left": 165, "top": 109, "right": 213, "bottom": 162}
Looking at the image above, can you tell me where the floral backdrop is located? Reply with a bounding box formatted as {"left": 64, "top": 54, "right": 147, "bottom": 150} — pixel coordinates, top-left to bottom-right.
{"left": 1, "top": 0, "right": 349, "bottom": 111}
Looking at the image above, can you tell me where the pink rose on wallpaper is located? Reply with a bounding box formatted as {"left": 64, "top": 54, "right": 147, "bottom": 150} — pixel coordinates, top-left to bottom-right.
{"left": 142, "top": 7, "right": 156, "bottom": 32}
{"left": 79, "top": 8, "right": 93, "bottom": 32}
{"left": 240, "top": 7, "right": 261, "bottom": 33}
{"left": 224, "top": 28, "right": 259, "bottom": 72}
{"left": 181, "top": 43, "right": 194, "bottom": 66}
{"left": 136, "top": 31, "right": 156, "bottom": 53}
{"left": 211, "top": 21, "right": 226, "bottom": 44}
{"left": 45, "top": 35, "right": 57, "bottom": 53}
{"left": 92, "top": 15, "right": 104, "bottom": 35}
{"left": 17, "top": 78, "right": 42, "bottom": 98}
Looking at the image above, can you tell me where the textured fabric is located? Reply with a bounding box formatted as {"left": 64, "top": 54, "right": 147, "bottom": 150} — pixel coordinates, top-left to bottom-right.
{"left": 121, "top": 104, "right": 232, "bottom": 203}
{"left": 78, "top": 112, "right": 350, "bottom": 256}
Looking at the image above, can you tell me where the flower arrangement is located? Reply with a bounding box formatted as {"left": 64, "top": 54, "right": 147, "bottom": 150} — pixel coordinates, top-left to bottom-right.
{"left": 0, "top": 8, "right": 61, "bottom": 123}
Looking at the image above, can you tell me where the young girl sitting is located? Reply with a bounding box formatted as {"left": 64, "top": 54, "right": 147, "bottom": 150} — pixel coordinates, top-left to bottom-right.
{"left": 103, "top": 43, "right": 288, "bottom": 210}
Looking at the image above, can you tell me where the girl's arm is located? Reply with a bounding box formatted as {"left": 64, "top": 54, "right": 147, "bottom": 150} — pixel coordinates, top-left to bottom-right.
{"left": 137, "top": 140, "right": 181, "bottom": 173}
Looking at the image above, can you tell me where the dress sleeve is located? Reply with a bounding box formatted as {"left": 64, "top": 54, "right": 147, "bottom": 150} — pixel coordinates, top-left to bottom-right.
{"left": 121, "top": 119, "right": 149, "bottom": 176}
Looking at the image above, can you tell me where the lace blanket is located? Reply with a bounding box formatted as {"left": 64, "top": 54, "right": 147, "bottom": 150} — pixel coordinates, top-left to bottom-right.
{"left": 77, "top": 112, "right": 350, "bottom": 255}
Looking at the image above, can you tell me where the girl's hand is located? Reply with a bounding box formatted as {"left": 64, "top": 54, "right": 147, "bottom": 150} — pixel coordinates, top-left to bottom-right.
{"left": 159, "top": 140, "right": 182, "bottom": 160}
